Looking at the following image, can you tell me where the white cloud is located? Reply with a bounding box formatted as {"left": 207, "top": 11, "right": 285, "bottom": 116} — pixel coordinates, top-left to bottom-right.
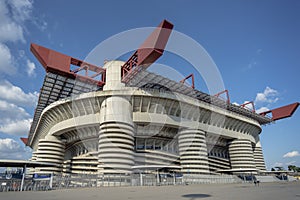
{"left": 0, "top": 99, "right": 32, "bottom": 136}
{"left": 0, "top": 43, "right": 17, "bottom": 75}
{"left": 234, "top": 101, "right": 256, "bottom": 111}
{"left": 256, "top": 106, "right": 269, "bottom": 114}
{"left": 272, "top": 162, "right": 284, "bottom": 168}
{"left": 18, "top": 49, "right": 25, "bottom": 57}
{"left": 232, "top": 87, "right": 278, "bottom": 113}
{"left": 254, "top": 86, "right": 279, "bottom": 113}
{"left": 0, "top": 21, "right": 24, "bottom": 43}
{"left": 0, "top": 0, "right": 44, "bottom": 77}
{"left": 0, "top": 0, "right": 27, "bottom": 43}
{"left": 283, "top": 151, "right": 300, "bottom": 158}
{"left": 26, "top": 59, "right": 36, "bottom": 76}
{"left": 0, "top": 118, "right": 31, "bottom": 136}
{"left": 0, "top": 138, "right": 31, "bottom": 160}
{"left": 9, "top": 0, "right": 33, "bottom": 23}
{"left": 0, "top": 0, "right": 31, "bottom": 75}
{"left": 0, "top": 100, "right": 30, "bottom": 120}
{"left": 0, "top": 80, "right": 39, "bottom": 106}
{"left": 242, "top": 101, "right": 255, "bottom": 111}
{"left": 0, "top": 0, "right": 45, "bottom": 43}
{"left": 0, "top": 138, "right": 22, "bottom": 152}
{"left": 32, "top": 14, "right": 47, "bottom": 31}
{"left": 286, "top": 161, "right": 296, "bottom": 166}
{"left": 255, "top": 86, "right": 279, "bottom": 104}
{"left": 0, "top": 81, "right": 37, "bottom": 137}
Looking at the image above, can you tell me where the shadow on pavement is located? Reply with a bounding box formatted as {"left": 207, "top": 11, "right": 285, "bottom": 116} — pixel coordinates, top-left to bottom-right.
{"left": 182, "top": 193, "right": 211, "bottom": 199}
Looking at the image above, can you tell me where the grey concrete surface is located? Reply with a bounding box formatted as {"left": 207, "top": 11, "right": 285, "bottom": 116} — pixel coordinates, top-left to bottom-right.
{"left": 0, "top": 182, "right": 300, "bottom": 200}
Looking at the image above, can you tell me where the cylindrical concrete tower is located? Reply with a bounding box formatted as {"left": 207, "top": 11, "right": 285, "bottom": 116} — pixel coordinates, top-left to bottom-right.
{"left": 31, "top": 151, "right": 37, "bottom": 161}
{"left": 178, "top": 128, "right": 209, "bottom": 174}
{"left": 35, "top": 135, "right": 65, "bottom": 173}
{"left": 98, "top": 61, "right": 135, "bottom": 174}
{"left": 228, "top": 139, "right": 256, "bottom": 172}
{"left": 253, "top": 140, "right": 266, "bottom": 172}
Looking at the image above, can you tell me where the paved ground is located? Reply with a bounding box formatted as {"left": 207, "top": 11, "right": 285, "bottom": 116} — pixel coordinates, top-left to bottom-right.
{"left": 1, "top": 181, "right": 300, "bottom": 200}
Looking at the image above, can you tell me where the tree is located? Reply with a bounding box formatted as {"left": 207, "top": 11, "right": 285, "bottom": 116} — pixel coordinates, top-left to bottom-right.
{"left": 288, "top": 165, "right": 300, "bottom": 172}
{"left": 271, "top": 168, "right": 275, "bottom": 171}
{"left": 275, "top": 166, "right": 284, "bottom": 171}
{"left": 288, "top": 165, "right": 297, "bottom": 172}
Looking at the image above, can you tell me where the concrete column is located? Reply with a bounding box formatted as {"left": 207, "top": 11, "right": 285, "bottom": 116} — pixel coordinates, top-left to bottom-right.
{"left": 228, "top": 139, "right": 256, "bottom": 171}
{"left": 31, "top": 151, "right": 37, "bottom": 161}
{"left": 98, "top": 60, "right": 134, "bottom": 175}
{"left": 98, "top": 96, "right": 135, "bottom": 174}
{"left": 102, "top": 60, "right": 125, "bottom": 91}
{"left": 178, "top": 128, "right": 209, "bottom": 174}
{"left": 253, "top": 140, "right": 266, "bottom": 172}
{"left": 35, "top": 135, "right": 65, "bottom": 174}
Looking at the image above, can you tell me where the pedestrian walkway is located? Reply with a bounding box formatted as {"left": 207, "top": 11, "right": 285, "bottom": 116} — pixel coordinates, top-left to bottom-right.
{"left": 0, "top": 181, "right": 299, "bottom": 200}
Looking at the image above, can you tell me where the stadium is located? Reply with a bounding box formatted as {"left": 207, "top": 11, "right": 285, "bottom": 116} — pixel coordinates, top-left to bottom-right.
{"left": 23, "top": 20, "right": 298, "bottom": 184}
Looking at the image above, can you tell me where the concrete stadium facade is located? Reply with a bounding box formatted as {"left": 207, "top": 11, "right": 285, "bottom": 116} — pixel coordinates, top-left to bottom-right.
{"left": 28, "top": 60, "right": 268, "bottom": 176}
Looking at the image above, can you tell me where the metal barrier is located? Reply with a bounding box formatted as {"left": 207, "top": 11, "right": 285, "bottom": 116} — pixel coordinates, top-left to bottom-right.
{"left": 52, "top": 174, "right": 97, "bottom": 189}
{"left": 0, "top": 173, "right": 246, "bottom": 192}
{"left": 183, "top": 174, "right": 241, "bottom": 184}
{"left": 0, "top": 178, "right": 51, "bottom": 192}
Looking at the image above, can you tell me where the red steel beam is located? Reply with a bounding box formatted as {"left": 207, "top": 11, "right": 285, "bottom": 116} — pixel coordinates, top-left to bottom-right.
{"left": 122, "top": 19, "right": 174, "bottom": 83}
{"left": 241, "top": 101, "right": 255, "bottom": 112}
{"left": 20, "top": 137, "right": 28, "bottom": 145}
{"left": 30, "top": 43, "right": 106, "bottom": 86}
{"left": 180, "top": 74, "right": 195, "bottom": 89}
{"left": 259, "top": 102, "right": 299, "bottom": 121}
{"left": 214, "top": 89, "right": 230, "bottom": 104}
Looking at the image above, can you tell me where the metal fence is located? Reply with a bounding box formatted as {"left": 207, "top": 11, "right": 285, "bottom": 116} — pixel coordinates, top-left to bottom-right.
{"left": 52, "top": 173, "right": 239, "bottom": 188}
{"left": 0, "top": 173, "right": 257, "bottom": 192}
{"left": 0, "top": 178, "right": 51, "bottom": 192}
{"left": 183, "top": 174, "right": 242, "bottom": 184}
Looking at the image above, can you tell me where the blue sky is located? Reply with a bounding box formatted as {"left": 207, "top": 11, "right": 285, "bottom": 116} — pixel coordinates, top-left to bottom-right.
{"left": 0, "top": 0, "right": 299, "bottom": 170}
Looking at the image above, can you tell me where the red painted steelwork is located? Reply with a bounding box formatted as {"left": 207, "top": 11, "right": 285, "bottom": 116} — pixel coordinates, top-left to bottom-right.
{"left": 180, "top": 74, "right": 195, "bottom": 89}
{"left": 259, "top": 102, "right": 299, "bottom": 121}
{"left": 241, "top": 101, "right": 256, "bottom": 112}
{"left": 30, "top": 43, "right": 106, "bottom": 86}
{"left": 122, "top": 19, "right": 173, "bottom": 83}
{"left": 214, "top": 90, "right": 230, "bottom": 104}
{"left": 20, "top": 137, "right": 28, "bottom": 145}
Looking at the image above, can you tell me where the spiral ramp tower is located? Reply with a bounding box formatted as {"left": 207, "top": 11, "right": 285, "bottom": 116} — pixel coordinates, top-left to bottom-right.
{"left": 178, "top": 129, "right": 209, "bottom": 174}
{"left": 98, "top": 104, "right": 135, "bottom": 174}
{"left": 98, "top": 61, "right": 135, "bottom": 176}
{"left": 253, "top": 141, "right": 266, "bottom": 172}
{"left": 228, "top": 139, "right": 257, "bottom": 174}
{"left": 34, "top": 135, "right": 65, "bottom": 173}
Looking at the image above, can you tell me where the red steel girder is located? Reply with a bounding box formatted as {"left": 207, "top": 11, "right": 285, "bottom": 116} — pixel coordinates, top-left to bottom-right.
{"left": 241, "top": 101, "right": 256, "bottom": 112}
{"left": 30, "top": 43, "right": 106, "bottom": 86}
{"left": 180, "top": 74, "right": 195, "bottom": 89}
{"left": 122, "top": 19, "right": 174, "bottom": 83}
{"left": 259, "top": 102, "right": 299, "bottom": 121}
{"left": 20, "top": 137, "right": 28, "bottom": 145}
{"left": 214, "top": 89, "right": 230, "bottom": 104}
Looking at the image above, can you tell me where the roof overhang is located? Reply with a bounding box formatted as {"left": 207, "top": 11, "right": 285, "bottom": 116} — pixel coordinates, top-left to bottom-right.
{"left": 0, "top": 160, "right": 60, "bottom": 168}
{"left": 127, "top": 70, "right": 273, "bottom": 125}
{"left": 27, "top": 72, "right": 101, "bottom": 146}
